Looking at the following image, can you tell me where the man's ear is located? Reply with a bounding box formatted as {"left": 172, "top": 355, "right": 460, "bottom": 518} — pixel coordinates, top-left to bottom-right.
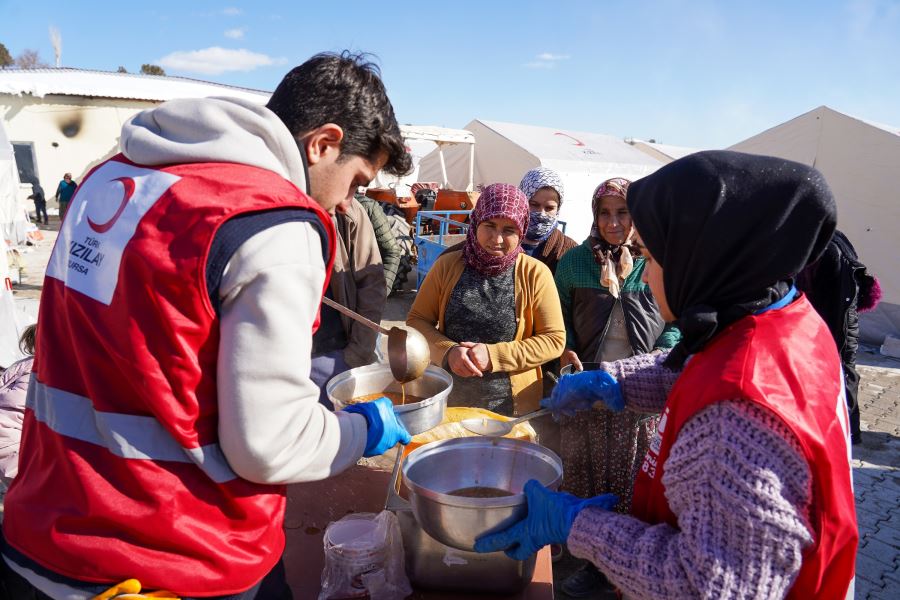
{"left": 300, "top": 123, "right": 344, "bottom": 166}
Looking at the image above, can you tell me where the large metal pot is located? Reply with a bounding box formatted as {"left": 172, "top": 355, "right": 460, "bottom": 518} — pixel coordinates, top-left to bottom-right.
{"left": 327, "top": 363, "right": 451, "bottom": 435}
{"left": 401, "top": 437, "right": 563, "bottom": 551}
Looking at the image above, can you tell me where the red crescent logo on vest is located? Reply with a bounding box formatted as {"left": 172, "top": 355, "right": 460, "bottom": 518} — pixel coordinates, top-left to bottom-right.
{"left": 554, "top": 132, "right": 585, "bottom": 146}
{"left": 88, "top": 177, "right": 135, "bottom": 234}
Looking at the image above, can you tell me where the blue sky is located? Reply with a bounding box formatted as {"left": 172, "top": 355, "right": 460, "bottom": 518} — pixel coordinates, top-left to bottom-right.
{"left": 2, "top": 0, "right": 899, "bottom": 148}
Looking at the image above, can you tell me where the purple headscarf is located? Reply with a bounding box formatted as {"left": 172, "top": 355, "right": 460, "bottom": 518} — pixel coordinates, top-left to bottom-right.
{"left": 463, "top": 183, "right": 530, "bottom": 277}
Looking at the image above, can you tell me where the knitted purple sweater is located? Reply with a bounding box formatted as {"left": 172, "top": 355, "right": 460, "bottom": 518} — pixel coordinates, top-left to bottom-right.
{"left": 567, "top": 352, "right": 814, "bottom": 599}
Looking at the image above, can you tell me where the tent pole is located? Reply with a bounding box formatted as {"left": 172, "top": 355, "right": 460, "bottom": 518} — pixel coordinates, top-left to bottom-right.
{"left": 438, "top": 143, "right": 449, "bottom": 189}
{"left": 467, "top": 144, "right": 474, "bottom": 192}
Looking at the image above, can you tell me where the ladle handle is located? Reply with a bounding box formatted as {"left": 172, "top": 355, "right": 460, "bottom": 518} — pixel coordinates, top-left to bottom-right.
{"left": 509, "top": 407, "right": 551, "bottom": 427}
{"left": 322, "top": 296, "right": 391, "bottom": 335}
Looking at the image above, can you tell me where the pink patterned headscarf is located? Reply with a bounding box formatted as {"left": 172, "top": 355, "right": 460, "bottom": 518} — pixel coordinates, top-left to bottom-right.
{"left": 463, "top": 183, "right": 530, "bottom": 277}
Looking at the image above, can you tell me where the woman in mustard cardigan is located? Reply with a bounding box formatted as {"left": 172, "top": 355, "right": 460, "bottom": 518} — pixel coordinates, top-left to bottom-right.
{"left": 407, "top": 183, "right": 565, "bottom": 417}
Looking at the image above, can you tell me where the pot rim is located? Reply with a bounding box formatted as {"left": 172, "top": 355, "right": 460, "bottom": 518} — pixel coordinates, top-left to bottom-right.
{"left": 401, "top": 437, "right": 563, "bottom": 508}
{"left": 328, "top": 363, "right": 452, "bottom": 414}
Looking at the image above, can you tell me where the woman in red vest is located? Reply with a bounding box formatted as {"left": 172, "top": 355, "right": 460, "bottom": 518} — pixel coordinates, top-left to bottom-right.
{"left": 476, "top": 151, "right": 858, "bottom": 600}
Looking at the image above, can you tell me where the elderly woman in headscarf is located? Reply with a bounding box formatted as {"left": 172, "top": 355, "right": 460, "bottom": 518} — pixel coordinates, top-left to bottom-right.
{"left": 407, "top": 183, "right": 565, "bottom": 417}
{"left": 550, "top": 177, "right": 680, "bottom": 596}
{"left": 476, "top": 152, "right": 858, "bottom": 600}
{"left": 518, "top": 167, "right": 578, "bottom": 274}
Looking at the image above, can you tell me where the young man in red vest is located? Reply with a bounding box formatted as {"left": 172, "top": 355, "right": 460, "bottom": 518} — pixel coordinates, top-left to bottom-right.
{"left": 1, "top": 52, "right": 412, "bottom": 599}
{"left": 476, "top": 151, "right": 858, "bottom": 600}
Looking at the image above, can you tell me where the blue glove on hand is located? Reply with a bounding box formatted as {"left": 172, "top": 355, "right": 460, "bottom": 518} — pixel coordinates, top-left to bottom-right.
{"left": 540, "top": 370, "right": 624, "bottom": 418}
{"left": 343, "top": 397, "right": 412, "bottom": 457}
{"left": 474, "top": 480, "right": 618, "bottom": 561}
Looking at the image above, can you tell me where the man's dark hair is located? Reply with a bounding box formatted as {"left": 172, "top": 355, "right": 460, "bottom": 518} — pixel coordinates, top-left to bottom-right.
{"left": 267, "top": 51, "right": 411, "bottom": 177}
{"left": 19, "top": 323, "right": 36, "bottom": 356}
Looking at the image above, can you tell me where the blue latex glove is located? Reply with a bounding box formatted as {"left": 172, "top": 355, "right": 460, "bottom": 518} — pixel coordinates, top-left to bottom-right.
{"left": 474, "top": 480, "right": 618, "bottom": 560}
{"left": 540, "top": 370, "right": 624, "bottom": 418}
{"left": 343, "top": 397, "right": 412, "bottom": 457}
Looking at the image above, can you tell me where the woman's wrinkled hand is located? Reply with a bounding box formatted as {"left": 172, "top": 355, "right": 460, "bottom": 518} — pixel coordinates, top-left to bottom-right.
{"left": 447, "top": 344, "right": 483, "bottom": 378}
{"left": 559, "top": 349, "right": 583, "bottom": 372}
{"left": 461, "top": 341, "right": 492, "bottom": 373}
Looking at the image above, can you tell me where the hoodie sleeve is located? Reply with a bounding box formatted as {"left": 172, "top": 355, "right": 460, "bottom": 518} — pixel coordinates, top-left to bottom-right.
{"left": 216, "top": 221, "right": 367, "bottom": 484}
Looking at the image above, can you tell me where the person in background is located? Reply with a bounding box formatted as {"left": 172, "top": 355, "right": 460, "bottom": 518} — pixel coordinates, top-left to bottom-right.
{"left": 797, "top": 229, "right": 880, "bottom": 445}
{"left": 1, "top": 52, "right": 412, "bottom": 599}
{"left": 518, "top": 167, "right": 577, "bottom": 274}
{"left": 54, "top": 172, "right": 77, "bottom": 219}
{"left": 514, "top": 167, "right": 578, "bottom": 468}
{"left": 551, "top": 177, "right": 680, "bottom": 597}
{"left": 26, "top": 184, "right": 47, "bottom": 226}
{"left": 311, "top": 195, "right": 387, "bottom": 408}
{"left": 357, "top": 193, "right": 402, "bottom": 294}
{"left": 407, "top": 183, "right": 565, "bottom": 418}
{"left": 0, "top": 324, "right": 35, "bottom": 491}
{"left": 478, "top": 151, "right": 857, "bottom": 600}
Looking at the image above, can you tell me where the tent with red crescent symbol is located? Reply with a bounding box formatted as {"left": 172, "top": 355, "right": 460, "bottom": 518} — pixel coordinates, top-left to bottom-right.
{"left": 416, "top": 119, "right": 678, "bottom": 243}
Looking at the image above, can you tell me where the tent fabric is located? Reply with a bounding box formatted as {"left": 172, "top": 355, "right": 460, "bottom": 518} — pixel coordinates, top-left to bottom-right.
{"left": 417, "top": 119, "right": 665, "bottom": 243}
{"left": 631, "top": 140, "right": 700, "bottom": 163}
{"left": 370, "top": 126, "right": 476, "bottom": 195}
{"left": 730, "top": 106, "right": 900, "bottom": 344}
{"left": 1, "top": 121, "right": 27, "bottom": 366}
{"left": 0, "top": 122, "right": 27, "bottom": 246}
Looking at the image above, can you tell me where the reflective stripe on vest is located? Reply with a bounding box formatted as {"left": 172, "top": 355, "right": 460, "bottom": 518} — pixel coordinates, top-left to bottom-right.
{"left": 27, "top": 380, "right": 237, "bottom": 483}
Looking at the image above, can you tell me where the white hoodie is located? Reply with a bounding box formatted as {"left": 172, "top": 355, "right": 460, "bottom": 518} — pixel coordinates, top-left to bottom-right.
{"left": 120, "top": 97, "right": 367, "bottom": 483}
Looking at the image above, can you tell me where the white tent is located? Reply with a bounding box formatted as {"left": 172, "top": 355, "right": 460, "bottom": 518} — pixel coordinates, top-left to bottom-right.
{"left": 1, "top": 122, "right": 22, "bottom": 366}
{"left": 630, "top": 140, "right": 700, "bottom": 164}
{"left": 369, "top": 125, "right": 476, "bottom": 196}
{"left": 730, "top": 106, "right": 900, "bottom": 344}
{"left": 0, "top": 120, "right": 27, "bottom": 246}
{"left": 417, "top": 120, "right": 664, "bottom": 242}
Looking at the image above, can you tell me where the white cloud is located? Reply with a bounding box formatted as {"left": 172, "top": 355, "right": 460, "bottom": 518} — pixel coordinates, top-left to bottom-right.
{"left": 223, "top": 7, "right": 242, "bottom": 16}
{"left": 224, "top": 28, "right": 245, "bottom": 39}
{"left": 158, "top": 47, "right": 282, "bottom": 75}
{"left": 524, "top": 52, "right": 571, "bottom": 69}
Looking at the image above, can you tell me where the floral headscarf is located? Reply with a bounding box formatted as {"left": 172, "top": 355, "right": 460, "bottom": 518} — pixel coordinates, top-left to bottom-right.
{"left": 463, "top": 183, "right": 530, "bottom": 277}
{"left": 519, "top": 167, "right": 565, "bottom": 204}
{"left": 589, "top": 177, "right": 635, "bottom": 298}
{"left": 519, "top": 167, "right": 565, "bottom": 245}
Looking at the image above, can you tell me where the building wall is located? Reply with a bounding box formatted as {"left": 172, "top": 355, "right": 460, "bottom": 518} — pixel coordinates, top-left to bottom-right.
{"left": 0, "top": 94, "right": 157, "bottom": 208}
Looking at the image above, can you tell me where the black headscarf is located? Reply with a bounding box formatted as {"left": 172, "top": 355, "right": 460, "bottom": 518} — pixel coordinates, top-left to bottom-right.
{"left": 627, "top": 151, "right": 837, "bottom": 369}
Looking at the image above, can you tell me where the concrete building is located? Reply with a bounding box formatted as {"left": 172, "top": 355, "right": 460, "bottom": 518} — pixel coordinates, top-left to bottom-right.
{"left": 0, "top": 68, "right": 270, "bottom": 213}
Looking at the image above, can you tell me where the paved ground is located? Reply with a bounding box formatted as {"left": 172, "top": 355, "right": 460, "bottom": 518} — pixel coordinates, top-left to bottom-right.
{"left": 9, "top": 220, "right": 900, "bottom": 598}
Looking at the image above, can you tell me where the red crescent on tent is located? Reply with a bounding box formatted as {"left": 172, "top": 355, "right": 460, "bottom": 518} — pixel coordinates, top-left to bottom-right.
{"left": 88, "top": 177, "right": 135, "bottom": 234}
{"left": 554, "top": 132, "right": 585, "bottom": 146}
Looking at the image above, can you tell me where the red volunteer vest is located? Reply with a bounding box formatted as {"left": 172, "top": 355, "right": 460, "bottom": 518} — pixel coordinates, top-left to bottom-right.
{"left": 631, "top": 296, "right": 857, "bottom": 599}
{"left": 3, "top": 156, "right": 336, "bottom": 595}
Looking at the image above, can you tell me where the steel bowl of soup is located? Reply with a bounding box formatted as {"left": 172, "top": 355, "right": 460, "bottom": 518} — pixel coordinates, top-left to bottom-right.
{"left": 401, "top": 437, "right": 563, "bottom": 551}
{"left": 327, "top": 363, "right": 451, "bottom": 436}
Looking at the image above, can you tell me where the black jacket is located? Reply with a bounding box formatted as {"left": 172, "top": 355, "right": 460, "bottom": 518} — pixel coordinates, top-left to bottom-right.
{"left": 797, "top": 231, "right": 874, "bottom": 363}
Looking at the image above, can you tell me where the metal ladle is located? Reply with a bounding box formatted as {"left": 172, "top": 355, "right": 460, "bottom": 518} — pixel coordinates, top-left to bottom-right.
{"left": 321, "top": 296, "right": 431, "bottom": 383}
{"left": 460, "top": 407, "right": 552, "bottom": 437}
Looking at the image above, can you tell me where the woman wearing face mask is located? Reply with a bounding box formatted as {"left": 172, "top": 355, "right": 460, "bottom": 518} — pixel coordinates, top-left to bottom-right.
{"left": 407, "top": 183, "right": 565, "bottom": 417}
{"left": 551, "top": 178, "right": 680, "bottom": 596}
{"left": 518, "top": 167, "right": 578, "bottom": 274}
{"left": 476, "top": 152, "right": 858, "bottom": 600}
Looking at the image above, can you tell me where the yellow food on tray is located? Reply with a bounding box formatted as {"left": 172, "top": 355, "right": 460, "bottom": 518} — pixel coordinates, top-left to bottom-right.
{"left": 404, "top": 407, "right": 536, "bottom": 456}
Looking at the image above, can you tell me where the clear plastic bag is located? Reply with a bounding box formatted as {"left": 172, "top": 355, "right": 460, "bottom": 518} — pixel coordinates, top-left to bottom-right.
{"left": 319, "top": 511, "right": 412, "bottom": 600}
